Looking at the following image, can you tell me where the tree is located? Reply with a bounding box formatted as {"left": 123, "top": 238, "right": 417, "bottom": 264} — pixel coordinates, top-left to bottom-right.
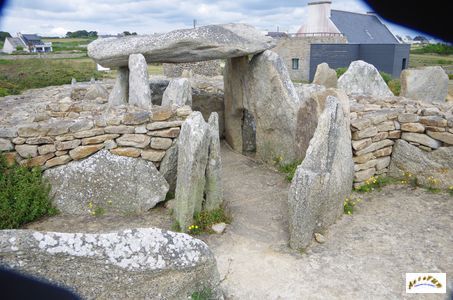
{"left": 0, "top": 31, "right": 11, "bottom": 41}
{"left": 65, "top": 30, "right": 98, "bottom": 38}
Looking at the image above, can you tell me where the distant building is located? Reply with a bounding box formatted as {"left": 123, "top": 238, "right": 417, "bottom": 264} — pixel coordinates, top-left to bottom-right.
{"left": 270, "top": 1, "right": 410, "bottom": 81}
{"left": 2, "top": 33, "right": 52, "bottom": 54}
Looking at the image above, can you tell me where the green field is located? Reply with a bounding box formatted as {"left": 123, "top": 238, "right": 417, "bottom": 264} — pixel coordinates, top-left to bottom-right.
{"left": 0, "top": 58, "right": 106, "bottom": 96}
{"left": 43, "top": 37, "right": 95, "bottom": 53}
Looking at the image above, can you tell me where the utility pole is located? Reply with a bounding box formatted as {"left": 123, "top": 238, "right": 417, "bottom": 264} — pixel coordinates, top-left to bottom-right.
{"left": 193, "top": 19, "right": 197, "bottom": 29}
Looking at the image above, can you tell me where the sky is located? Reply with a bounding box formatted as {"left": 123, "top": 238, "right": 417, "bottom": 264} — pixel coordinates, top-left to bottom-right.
{"left": 0, "top": 0, "right": 431, "bottom": 39}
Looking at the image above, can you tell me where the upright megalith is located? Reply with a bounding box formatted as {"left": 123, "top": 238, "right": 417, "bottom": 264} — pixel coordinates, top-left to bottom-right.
{"left": 245, "top": 50, "right": 301, "bottom": 164}
{"left": 205, "top": 112, "right": 223, "bottom": 211}
{"left": 312, "top": 62, "right": 337, "bottom": 88}
{"left": 109, "top": 66, "right": 129, "bottom": 106}
{"left": 400, "top": 66, "right": 448, "bottom": 103}
{"left": 338, "top": 60, "right": 393, "bottom": 97}
{"left": 175, "top": 112, "right": 210, "bottom": 231}
{"left": 288, "top": 96, "right": 353, "bottom": 249}
{"left": 162, "top": 78, "right": 192, "bottom": 107}
{"left": 128, "top": 53, "right": 152, "bottom": 108}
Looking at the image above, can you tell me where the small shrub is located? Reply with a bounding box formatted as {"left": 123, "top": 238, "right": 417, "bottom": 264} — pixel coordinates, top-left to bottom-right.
{"left": 401, "top": 172, "right": 418, "bottom": 187}
{"left": 355, "top": 176, "right": 393, "bottom": 193}
{"left": 0, "top": 153, "right": 57, "bottom": 229}
{"left": 191, "top": 288, "right": 213, "bottom": 300}
{"left": 344, "top": 196, "right": 362, "bottom": 215}
{"left": 336, "top": 67, "right": 347, "bottom": 78}
{"left": 188, "top": 207, "right": 231, "bottom": 235}
{"left": 448, "top": 74, "right": 453, "bottom": 80}
{"left": 426, "top": 176, "right": 441, "bottom": 193}
{"left": 379, "top": 71, "right": 392, "bottom": 84}
{"left": 277, "top": 160, "right": 301, "bottom": 182}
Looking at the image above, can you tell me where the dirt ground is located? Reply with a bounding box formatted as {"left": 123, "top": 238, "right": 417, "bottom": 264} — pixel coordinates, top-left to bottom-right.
{"left": 26, "top": 144, "right": 453, "bottom": 299}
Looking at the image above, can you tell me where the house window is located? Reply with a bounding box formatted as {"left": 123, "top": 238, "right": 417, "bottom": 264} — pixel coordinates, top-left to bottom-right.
{"left": 292, "top": 58, "right": 299, "bottom": 70}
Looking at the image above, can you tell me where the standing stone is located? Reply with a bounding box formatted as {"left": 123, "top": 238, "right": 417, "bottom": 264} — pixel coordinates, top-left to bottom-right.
{"left": 161, "top": 78, "right": 192, "bottom": 107}
{"left": 400, "top": 66, "right": 448, "bottom": 103}
{"left": 43, "top": 150, "right": 169, "bottom": 214}
{"left": 338, "top": 60, "right": 393, "bottom": 97}
{"left": 389, "top": 140, "right": 453, "bottom": 189}
{"left": 204, "top": 113, "right": 223, "bottom": 211}
{"left": 175, "top": 112, "right": 210, "bottom": 231}
{"left": 288, "top": 96, "right": 354, "bottom": 250}
{"left": 159, "top": 143, "right": 178, "bottom": 193}
{"left": 312, "top": 62, "right": 338, "bottom": 88}
{"left": 128, "top": 54, "right": 152, "bottom": 108}
{"left": 108, "top": 67, "right": 129, "bottom": 106}
{"left": 244, "top": 50, "right": 300, "bottom": 164}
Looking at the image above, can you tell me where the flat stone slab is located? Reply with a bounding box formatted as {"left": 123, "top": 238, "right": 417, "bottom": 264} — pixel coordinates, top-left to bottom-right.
{"left": 43, "top": 150, "right": 169, "bottom": 215}
{"left": 0, "top": 228, "right": 222, "bottom": 299}
{"left": 88, "top": 23, "right": 275, "bottom": 67}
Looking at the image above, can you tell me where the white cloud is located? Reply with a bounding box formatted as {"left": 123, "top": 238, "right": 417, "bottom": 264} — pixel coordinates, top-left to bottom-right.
{"left": 50, "top": 27, "right": 67, "bottom": 36}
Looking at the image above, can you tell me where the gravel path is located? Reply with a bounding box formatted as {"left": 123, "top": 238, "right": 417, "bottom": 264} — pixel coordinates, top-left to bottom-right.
{"left": 206, "top": 144, "right": 453, "bottom": 299}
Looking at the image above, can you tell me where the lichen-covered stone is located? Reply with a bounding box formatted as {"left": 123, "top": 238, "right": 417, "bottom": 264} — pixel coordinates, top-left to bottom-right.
{"left": 400, "top": 66, "right": 448, "bottom": 103}
{"left": 108, "top": 66, "right": 129, "bottom": 106}
{"left": 159, "top": 143, "right": 178, "bottom": 193}
{"left": 162, "top": 78, "right": 192, "bottom": 107}
{"left": 128, "top": 53, "right": 152, "bottom": 109}
{"left": 44, "top": 150, "right": 169, "bottom": 214}
{"left": 312, "top": 62, "right": 337, "bottom": 88}
{"left": 0, "top": 228, "right": 222, "bottom": 299}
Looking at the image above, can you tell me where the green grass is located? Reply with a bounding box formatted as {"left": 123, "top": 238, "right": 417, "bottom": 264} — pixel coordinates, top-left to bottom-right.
{"left": 0, "top": 153, "right": 57, "bottom": 229}
{"left": 410, "top": 43, "right": 453, "bottom": 55}
{"left": 147, "top": 64, "right": 163, "bottom": 76}
{"left": 191, "top": 289, "right": 213, "bottom": 300}
{"left": 277, "top": 160, "right": 301, "bottom": 182}
{"left": 0, "top": 58, "right": 106, "bottom": 96}
{"left": 188, "top": 207, "right": 231, "bottom": 235}
{"left": 336, "top": 67, "right": 347, "bottom": 78}
{"left": 409, "top": 53, "right": 453, "bottom": 68}
{"left": 354, "top": 176, "right": 395, "bottom": 193}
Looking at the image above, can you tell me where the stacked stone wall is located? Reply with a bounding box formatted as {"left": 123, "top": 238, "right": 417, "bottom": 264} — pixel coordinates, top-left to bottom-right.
{"left": 350, "top": 96, "right": 453, "bottom": 187}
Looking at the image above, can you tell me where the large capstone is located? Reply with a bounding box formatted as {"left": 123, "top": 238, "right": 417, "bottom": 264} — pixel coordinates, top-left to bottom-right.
{"left": 88, "top": 23, "right": 275, "bottom": 68}
{"left": 389, "top": 140, "right": 453, "bottom": 189}
{"left": 204, "top": 112, "right": 223, "bottom": 211}
{"left": 175, "top": 112, "right": 210, "bottom": 231}
{"left": 108, "top": 66, "right": 129, "bottom": 106}
{"left": 400, "top": 66, "right": 448, "bottom": 103}
{"left": 288, "top": 96, "right": 354, "bottom": 250}
{"left": 0, "top": 228, "right": 222, "bottom": 299}
{"left": 43, "top": 150, "right": 169, "bottom": 215}
{"left": 128, "top": 53, "right": 152, "bottom": 108}
{"left": 338, "top": 60, "right": 393, "bottom": 97}
{"left": 162, "top": 78, "right": 192, "bottom": 107}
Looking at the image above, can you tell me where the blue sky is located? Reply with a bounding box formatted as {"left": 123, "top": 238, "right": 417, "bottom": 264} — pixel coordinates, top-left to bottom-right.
{"left": 0, "top": 0, "right": 429, "bottom": 39}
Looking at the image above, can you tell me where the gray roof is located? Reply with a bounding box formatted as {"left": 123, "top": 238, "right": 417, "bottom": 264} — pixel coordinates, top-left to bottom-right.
{"left": 330, "top": 10, "right": 399, "bottom": 44}
{"left": 5, "top": 37, "right": 25, "bottom": 48}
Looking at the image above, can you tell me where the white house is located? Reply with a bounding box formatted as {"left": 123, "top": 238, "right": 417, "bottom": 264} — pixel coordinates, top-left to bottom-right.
{"left": 2, "top": 33, "right": 52, "bottom": 54}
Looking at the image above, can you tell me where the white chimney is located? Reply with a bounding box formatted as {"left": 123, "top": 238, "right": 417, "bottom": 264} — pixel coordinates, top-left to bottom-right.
{"left": 297, "top": 1, "right": 340, "bottom": 35}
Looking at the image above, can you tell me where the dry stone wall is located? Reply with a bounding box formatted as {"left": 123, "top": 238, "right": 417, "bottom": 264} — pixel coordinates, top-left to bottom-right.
{"left": 0, "top": 86, "right": 191, "bottom": 171}
{"left": 349, "top": 95, "right": 453, "bottom": 187}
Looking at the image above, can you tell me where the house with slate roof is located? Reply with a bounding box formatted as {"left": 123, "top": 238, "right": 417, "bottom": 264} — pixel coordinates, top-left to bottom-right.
{"left": 271, "top": 1, "right": 410, "bottom": 81}
{"left": 2, "top": 33, "right": 52, "bottom": 54}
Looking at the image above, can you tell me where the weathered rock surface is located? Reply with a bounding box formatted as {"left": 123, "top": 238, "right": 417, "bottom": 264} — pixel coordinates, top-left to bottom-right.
{"left": 338, "top": 60, "right": 393, "bottom": 97}
{"left": 88, "top": 23, "right": 275, "bottom": 67}
{"left": 389, "top": 140, "right": 453, "bottom": 188}
{"left": 205, "top": 113, "right": 223, "bottom": 211}
{"left": 288, "top": 96, "right": 353, "bottom": 249}
{"left": 175, "top": 112, "right": 210, "bottom": 231}
{"left": 244, "top": 50, "right": 301, "bottom": 164}
{"left": 312, "top": 63, "right": 337, "bottom": 88}
{"left": 159, "top": 143, "right": 178, "bottom": 193}
{"left": 161, "top": 78, "right": 193, "bottom": 107}
{"left": 400, "top": 66, "right": 448, "bottom": 103}
{"left": 84, "top": 83, "right": 109, "bottom": 100}
{"left": 128, "top": 54, "right": 152, "bottom": 108}
{"left": 0, "top": 228, "right": 222, "bottom": 299}
{"left": 43, "top": 150, "right": 169, "bottom": 214}
{"left": 108, "top": 67, "right": 129, "bottom": 106}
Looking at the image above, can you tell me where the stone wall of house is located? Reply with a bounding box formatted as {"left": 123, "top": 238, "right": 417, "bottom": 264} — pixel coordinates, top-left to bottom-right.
{"left": 163, "top": 60, "right": 223, "bottom": 78}
{"left": 0, "top": 92, "right": 191, "bottom": 171}
{"left": 272, "top": 35, "right": 347, "bottom": 82}
{"left": 350, "top": 96, "right": 453, "bottom": 187}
